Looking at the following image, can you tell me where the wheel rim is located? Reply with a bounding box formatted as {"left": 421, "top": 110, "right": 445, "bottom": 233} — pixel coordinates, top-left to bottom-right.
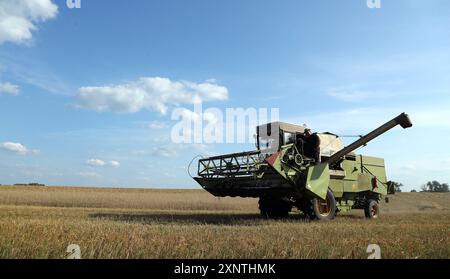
{"left": 316, "top": 196, "right": 331, "bottom": 216}
{"left": 371, "top": 205, "right": 379, "bottom": 218}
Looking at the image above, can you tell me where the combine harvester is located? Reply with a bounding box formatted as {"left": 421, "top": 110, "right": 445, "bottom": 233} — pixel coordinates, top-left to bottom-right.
{"left": 193, "top": 113, "right": 412, "bottom": 220}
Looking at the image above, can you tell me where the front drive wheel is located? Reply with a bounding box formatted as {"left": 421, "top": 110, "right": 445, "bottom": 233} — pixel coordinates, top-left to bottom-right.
{"left": 301, "top": 189, "right": 337, "bottom": 221}
{"left": 364, "top": 200, "right": 380, "bottom": 219}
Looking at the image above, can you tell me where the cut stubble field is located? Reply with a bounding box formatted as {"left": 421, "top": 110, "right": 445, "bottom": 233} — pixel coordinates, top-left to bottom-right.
{"left": 0, "top": 186, "right": 449, "bottom": 259}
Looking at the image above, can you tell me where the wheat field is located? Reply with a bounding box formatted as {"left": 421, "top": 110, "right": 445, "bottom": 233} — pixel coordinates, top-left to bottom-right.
{"left": 0, "top": 185, "right": 449, "bottom": 259}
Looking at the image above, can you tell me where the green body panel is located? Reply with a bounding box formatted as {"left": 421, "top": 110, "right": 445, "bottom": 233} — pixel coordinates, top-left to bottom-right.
{"left": 361, "top": 156, "right": 388, "bottom": 195}
{"left": 265, "top": 145, "right": 303, "bottom": 184}
{"left": 357, "top": 173, "right": 372, "bottom": 191}
{"left": 362, "top": 156, "right": 387, "bottom": 182}
{"left": 343, "top": 180, "right": 357, "bottom": 192}
{"left": 329, "top": 179, "right": 344, "bottom": 198}
{"left": 341, "top": 157, "right": 361, "bottom": 181}
{"left": 266, "top": 145, "right": 332, "bottom": 200}
{"left": 339, "top": 155, "right": 388, "bottom": 195}
{"left": 305, "top": 163, "right": 330, "bottom": 200}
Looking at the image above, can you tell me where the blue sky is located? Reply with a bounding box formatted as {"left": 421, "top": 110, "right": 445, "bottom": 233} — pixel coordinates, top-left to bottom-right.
{"left": 0, "top": 0, "right": 449, "bottom": 191}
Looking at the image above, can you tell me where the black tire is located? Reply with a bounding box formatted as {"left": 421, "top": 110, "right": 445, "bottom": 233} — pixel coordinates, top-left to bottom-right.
{"left": 364, "top": 200, "right": 380, "bottom": 219}
{"left": 301, "top": 189, "right": 337, "bottom": 221}
{"left": 259, "top": 197, "right": 292, "bottom": 219}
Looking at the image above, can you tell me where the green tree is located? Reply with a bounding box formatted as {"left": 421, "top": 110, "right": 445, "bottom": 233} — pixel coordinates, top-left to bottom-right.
{"left": 421, "top": 181, "right": 449, "bottom": 192}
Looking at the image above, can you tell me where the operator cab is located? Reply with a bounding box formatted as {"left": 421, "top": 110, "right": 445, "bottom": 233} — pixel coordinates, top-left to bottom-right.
{"left": 256, "top": 121, "right": 305, "bottom": 154}
{"left": 256, "top": 122, "right": 346, "bottom": 161}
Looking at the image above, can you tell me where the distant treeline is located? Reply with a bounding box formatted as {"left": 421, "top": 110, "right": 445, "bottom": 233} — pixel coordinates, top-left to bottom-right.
{"left": 10, "top": 183, "right": 46, "bottom": 187}
{"left": 388, "top": 180, "right": 449, "bottom": 193}
{"left": 420, "top": 181, "right": 449, "bottom": 193}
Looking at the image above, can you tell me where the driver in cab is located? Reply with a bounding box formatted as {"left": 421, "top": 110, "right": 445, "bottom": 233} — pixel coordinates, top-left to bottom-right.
{"left": 296, "top": 128, "right": 321, "bottom": 163}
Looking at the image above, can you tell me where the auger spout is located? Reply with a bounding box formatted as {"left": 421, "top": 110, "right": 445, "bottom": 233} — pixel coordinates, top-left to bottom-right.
{"left": 326, "top": 113, "right": 412, "bottom": 165}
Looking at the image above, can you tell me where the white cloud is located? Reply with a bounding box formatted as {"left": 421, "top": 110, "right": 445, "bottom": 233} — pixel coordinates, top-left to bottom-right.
{"left": 85, "top": 158, "right": 106, "bottom": 167}
{"left": 148, "top": 121, "right": 167, "bottom": 129}
{"left": 108, "top": 160, "right": 120, "bottom": 168}
{"left": 152, "top": 146, "right": 178, "bottom": 158}
{"left": 75, "top": 77, "right": 228, "bottom": 114}
{"left": 85, "top": 158, "right": 120, "bottom": 168}
{"left": 0, "top": 82, "right": 20, "bottom": 95}
{"left": 0, "top": 53, "right": 71, "bottom": 95}
{"left": 0, "top": 141, "right": 38, "bottom": 155}
{"left": 0, "top": 0, "right": 58, "bottom": 45}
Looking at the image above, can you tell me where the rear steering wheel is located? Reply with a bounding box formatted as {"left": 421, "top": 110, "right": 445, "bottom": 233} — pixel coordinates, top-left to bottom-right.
{"left": 294, "top": 154, "right": 304, "bottom": 166}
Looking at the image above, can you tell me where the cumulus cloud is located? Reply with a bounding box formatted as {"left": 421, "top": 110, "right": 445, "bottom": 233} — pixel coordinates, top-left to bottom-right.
{"left": 0, "top": 0, "right": 58, "bottom": 45}
{"left": 0, "top": 141, "right": 38, "bottom": 155}
{"left": 85, "top": 158, "right": 106, "bottom": 167}
{"left": 0, "top": 82, "right": 20, "bottom": 95}
{"left": 75, "top": 77, "right": 228, "bottom": 114}
{"left": 152, "top": 146, "right": 177, "bottom": 158}
{"left": 108, "top": 160, "right": 120, "bottom": 168}
{"left": 85, "top": 158, "right": 120, "bottom": 168}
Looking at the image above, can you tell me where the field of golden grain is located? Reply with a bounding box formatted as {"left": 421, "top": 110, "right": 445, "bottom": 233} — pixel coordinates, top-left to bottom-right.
{"left": 0, "top": 186, "right": 449, "bottom": 259}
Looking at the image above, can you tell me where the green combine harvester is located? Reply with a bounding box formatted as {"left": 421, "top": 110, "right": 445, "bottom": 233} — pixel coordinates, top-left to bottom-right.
{"left": 193, "top": 113, "right": 412, "bottom": 220}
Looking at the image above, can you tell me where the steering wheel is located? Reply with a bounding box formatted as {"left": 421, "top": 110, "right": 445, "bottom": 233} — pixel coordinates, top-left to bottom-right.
{"left": 294, "top": 154, "right": 304, "bottom": 166}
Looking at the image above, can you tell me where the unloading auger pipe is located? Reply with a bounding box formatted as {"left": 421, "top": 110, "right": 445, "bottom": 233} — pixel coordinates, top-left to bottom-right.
{"left": 326, "top": 112, "right": 413, "bottom": 165}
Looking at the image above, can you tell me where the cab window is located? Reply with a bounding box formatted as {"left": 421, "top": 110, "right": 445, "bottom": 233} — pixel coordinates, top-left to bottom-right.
{"left": 283, "top": 131, "right": 295, "bottom": 145}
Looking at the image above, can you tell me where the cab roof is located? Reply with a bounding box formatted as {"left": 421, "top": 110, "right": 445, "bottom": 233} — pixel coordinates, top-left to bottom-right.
{"left": 257, "top": 121, "right": 306, "bottom": 134}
